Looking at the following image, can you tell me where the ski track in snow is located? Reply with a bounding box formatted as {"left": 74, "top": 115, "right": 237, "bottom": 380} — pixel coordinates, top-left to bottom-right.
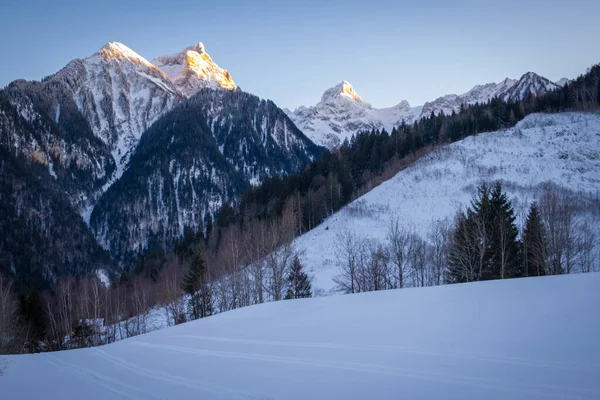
{"left": 130, "top": 341, "right": 592, "bottom": 399}
{"left": 173, "top": 335, "right": 598, "bottom": 372}
{"left": 92, "top": 349, "right": 263, "bottom": 400}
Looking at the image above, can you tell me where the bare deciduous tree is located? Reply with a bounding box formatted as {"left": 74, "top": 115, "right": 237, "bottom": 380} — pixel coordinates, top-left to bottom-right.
{"left": 158, "top": 257, "right": 186, "bottom": 326}
{"left": 386, "top": 218, "right": 417, "bottom": 289}
{"left": 333, "top": 230, "right": 361, "bottom": 294}
{"left": 0, "top": 275, "right": 22, "bottom": 354}
{"left": 427, "top": 218, "right": 450, "bottom": 286}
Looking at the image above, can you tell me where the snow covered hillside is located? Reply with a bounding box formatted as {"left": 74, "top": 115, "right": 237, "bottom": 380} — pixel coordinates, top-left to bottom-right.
{"left": 2, "top": 273, "right": 599, "bottom": 399}
{"left": 286, "top": 81, "right": 421, "bottom": 148}
{"left": 293, "top": 112, "right": 600, "bottom": 293}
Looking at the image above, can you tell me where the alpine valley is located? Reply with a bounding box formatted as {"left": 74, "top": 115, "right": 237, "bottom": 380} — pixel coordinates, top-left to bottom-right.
{"left": 0, "top": 39, "right": 589, "bottom": 288}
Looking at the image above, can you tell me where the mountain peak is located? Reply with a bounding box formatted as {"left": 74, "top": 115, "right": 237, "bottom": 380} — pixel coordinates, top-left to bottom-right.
{"left": 320, "top": 81, "right": 365, "bottom": 104}
{"left": 151, "top": 42, "right": 236, "bottom": 97}
{"left": 520, "top": 71, "right": 540, "bottom": 80}
{"left": 501, "top": 71, "right": 559, "bottom": 102}
{"left": 98, "top": 42, "right": 144, "bottom": 61}
{"left": 183, "top": 42, "right": 206, "bottom": 54}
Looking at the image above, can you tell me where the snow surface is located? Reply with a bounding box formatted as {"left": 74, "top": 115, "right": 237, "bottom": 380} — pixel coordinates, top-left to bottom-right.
{"left": 2, "top": 273, "right": 599, "bottom": 399}
{"left": 293, "top": 112, "right": 600, "bottom": 293}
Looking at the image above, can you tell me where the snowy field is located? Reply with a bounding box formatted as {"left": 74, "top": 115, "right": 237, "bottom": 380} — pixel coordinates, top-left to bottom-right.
{"left": 296, "top": 112, "right": 600, "bottom": 293}
{"left": 1, "top": 273, "right": 599, "bottom": 399}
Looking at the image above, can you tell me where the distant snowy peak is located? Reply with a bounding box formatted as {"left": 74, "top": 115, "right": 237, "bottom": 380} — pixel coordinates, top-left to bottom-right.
{"left": 502, "top": 72, "right": 559, "bottom": 102}
{"left": 287, "top": 80, "right": 420, "bottom": 149}
{"left": 421, "top": 72, "right": 559, "bottom": 118}
{"left": 320, "top": 81, "right": 367, "bottom": 105}
{"left": 96, "top": 42, "right": 161, "bottom": 71}
{"left": 421, "top": 78, "right": 516, "bottom": 117}
{"left": 556, "top": 77, "right": 571, "bottom": 87}
{"left": 151, "top": 42, "right": 236, "bottom": 97}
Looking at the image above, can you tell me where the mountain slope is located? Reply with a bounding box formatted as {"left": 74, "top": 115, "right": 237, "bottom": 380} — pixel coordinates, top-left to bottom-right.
{"left": 91, "top": 88, "right": 322, "bottom": 261}
{"left": 286, "top": 81, "right": 421, "bottom": 148}
{"left": 1, "top": 80, "right": 116, "bottom": 214}
{"left": 0, "top": 146, "right": 113, "bottom": 287}
{"left": 289, "top": 112, "right": 600, "bottom": 293}
{"left": 3, "top": 273, "right": 599, "bottom": 399}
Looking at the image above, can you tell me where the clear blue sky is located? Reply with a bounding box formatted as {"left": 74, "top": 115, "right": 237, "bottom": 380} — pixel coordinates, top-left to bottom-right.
{"left": 1, "top": 0, "right": 598, "bottom": 109}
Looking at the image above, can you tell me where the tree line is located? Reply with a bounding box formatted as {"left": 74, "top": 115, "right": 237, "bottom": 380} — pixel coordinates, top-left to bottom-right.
{"left": 0, "top": 205, "right": 313, "bottom": 354}
{"left": 331, "top": 182, "right": 599, "bottom": 295}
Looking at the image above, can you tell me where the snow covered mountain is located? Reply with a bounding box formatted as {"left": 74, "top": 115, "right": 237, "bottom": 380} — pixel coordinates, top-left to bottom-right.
{"left": 421, "top": 72, "right": 560, "bottom": 117}
{"left": 3, "top": 272, "right": 599, "bottom": 399}
{"left": 555, "top": 77, "right": 571, "bottom": 87}
{"left": 285, "top": 81, "right": 421, "bottom": 149}
{"left": 4, "top": 41, "right": 239, "bottom": 211}
{"left": 501, "top": 72, "right": 560, "bottom": 103}
{"left": 53, "top": 42, "right": 182, "bottom": 189}
{"left": 0, "top": 40, "right": 319, "bottom": 269}
{"left": 287, "top": 71, "right": 561, "bottom": 149}
{"left": 289, "top": 112, "right": 600, "bottom": 294}
{"left": 151, "top": 42, "right": 237, "bottom": 97}
{"left": 420, "top": 78, "right": 517, "bottom": 118}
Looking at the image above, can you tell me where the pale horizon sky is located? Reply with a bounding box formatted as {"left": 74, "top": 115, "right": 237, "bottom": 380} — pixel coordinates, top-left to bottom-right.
{"left": 1, "top": 0, "right": 598, "bottom": 110}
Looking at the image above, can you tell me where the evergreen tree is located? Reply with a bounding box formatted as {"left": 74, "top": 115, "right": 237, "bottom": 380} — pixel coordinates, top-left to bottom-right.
{"left": 20, "top": 288, "right": 47, "bottom": 351}
{"left": 447, "top": 182, "right": 521, "bottom": 282}
{"left": 523, "top": 203, "right": 547, "bottom": 277}
{"left": 205, "top": 215, "right": 213, "bottom": 244}
{"left": 488, "top": 182, "right": 522, "bottom": 279}
{"left": 467, "top": 182, "right": 494, "bottom": 281}
{"left": 181, "top": 246, "right": 213, "bottom": 320}
{"left": 118, "top": 265, "right": 131, "bottom": 287}
{"left": 285, "top": 257, "right": 312, "bottom": 299}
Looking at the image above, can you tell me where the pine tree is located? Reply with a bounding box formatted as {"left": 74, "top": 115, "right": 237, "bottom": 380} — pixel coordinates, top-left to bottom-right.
{"left": 181, "top": 246, "right": 213, "bottom": 319}
{"left": 20, "top": 288, "right": 47, "bottom": 351}
{"left": 447, "top": 182, "right": 522, "bottom": 282}
{"left": 488, "top": 182, "right": 522, "bottom": 279}
{"left": 468, "top": 182, "right": 494, "bottom": 281}
{"left": 284, "top": 257, "right": 312, "bottom": 299}
{"left": 118, "top": 265, "right": 131, "bottom": 286}
{"left": 523, "top": 203, "right": 547, "bottom": 277}
{"left": 205, "top": 215, "right": 213, "bottom": 244}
